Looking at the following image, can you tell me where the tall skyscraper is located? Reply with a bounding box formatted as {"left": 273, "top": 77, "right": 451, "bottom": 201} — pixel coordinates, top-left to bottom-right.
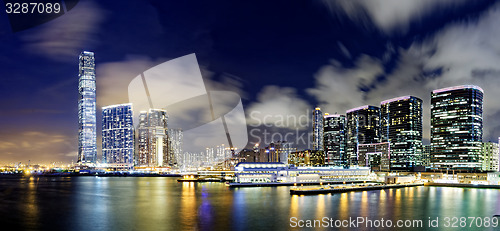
{"left": 312, "top": 107, "right": 324, "bottom": 151}
{"left": 136, "top": 109, "right": 173, "bottom": 167}
{"left": 102, "top": 104, "right": 134, "bottom": 167}
{"left": 346, "top": 105, "right": 381, "bottom": 166}
{"left": 78, "top": 51, "right": 97, "bottom": 165}
{"left": 323, "top": 114, "right": 346, "bottom": 167}
{"left": 381, "top": 96, "right": 423, "bottom": 171}
{"left": 431, "top": 85, "right": 483, "bottom": 171}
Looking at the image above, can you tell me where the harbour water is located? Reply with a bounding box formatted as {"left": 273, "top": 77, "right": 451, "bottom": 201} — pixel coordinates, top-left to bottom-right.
{"left": 1, "top": 176, "right": 499, "bottom": 230}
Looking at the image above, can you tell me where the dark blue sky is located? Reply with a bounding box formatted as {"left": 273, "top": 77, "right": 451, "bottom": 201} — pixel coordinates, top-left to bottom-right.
{"left": 1, "top": 0, "right": 499, "bottom": 164}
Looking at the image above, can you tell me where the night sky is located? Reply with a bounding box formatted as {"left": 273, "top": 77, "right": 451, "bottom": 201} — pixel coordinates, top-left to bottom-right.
{"left": 1, "top": 0, "right": 500, "bottom": 164}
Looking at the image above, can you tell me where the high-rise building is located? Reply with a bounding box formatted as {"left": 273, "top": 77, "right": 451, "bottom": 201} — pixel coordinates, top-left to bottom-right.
{"left": 288, "top": 150, "right": 324, "bottom": 167}
{"left": 431, "top": 85, "right": 483, "bottom": 171}
{"left": 482, "top": 141, "right": 499, "bottom": 172}
{"left": 136, "top": 109, "right": 173, "bottom": 167}
{"left": 312, "top": 107, "right": 324, "bottom": 151}
{"left": 346, "top": 105, "right": 381, "bottom": 166}
{"left": 168, "top": 128, "right": 183, "bottom": 167}
{"left": 323, "top": 114, "right": 346, "bottom": 167}
{"left": 102, "top": 104, "right": 134, "bottom": 167}
{"left": 381, "top": 96, "right": 423, "bottom": 171}
{"left": 78, "top": 51, "right": 97, "bottom": 165}
{"left": 357, "top": 142, "right": 390, "bottom": 171}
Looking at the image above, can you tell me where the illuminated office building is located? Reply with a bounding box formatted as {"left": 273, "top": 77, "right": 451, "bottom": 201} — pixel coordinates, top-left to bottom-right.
{"left": 78, "top": 51, "right": 97, "bottom": 165}
{"left": 288, "top": 150, "right": 325, "bottom": 167}
{"left": 323, "top": 114, "right": 346, "bottom": 167}
{"left": 136, "top": 109, "right": 173, "bottom": 167}
{"left": 431, "top": 85, "right": 483, "bottom": 171}
{"left": 357, "top": 142, "right": 390, "bottom": 171}
{"left": 102, "top": 104, "right": 134, "bottom": 167}
{"left": 312, "top": 107, "right": 324, "bottom": 151}
{"left": 346, "top": 105, "right": 381, "bottom": 166}
{"left": 264, "top": 141, "right": 293, "bottom": 163}
{"left": 482, "top": 141, "right": 499, "bottom": 172}
{"left": 381, "top": 96, "right": 423, "bottom": 171}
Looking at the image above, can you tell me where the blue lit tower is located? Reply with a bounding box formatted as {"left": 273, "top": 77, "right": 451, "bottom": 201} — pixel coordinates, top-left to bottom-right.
{"left": 78, "top": 51, "right": 97, "bottom": 165}
{"left": 102, "top": 103, "right": 134, "bottom": 166}
{"left": 381, "top": 96, "right": 423, "bottom": 171}
{"left": 312, "top": 107, "right": 324, "bottom": 151}
{"left": 431, "top": 85, "right": 483, "bottom": 171}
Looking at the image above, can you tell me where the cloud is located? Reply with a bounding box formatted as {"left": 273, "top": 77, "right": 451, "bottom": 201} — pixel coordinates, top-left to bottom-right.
{"left": 97, "top": 55, "right": 165, "bottom": 108}
{"left": 306, "top": 54, "right": 384, "bottom": 114}
{"left": 247, "top": 85, "right": 310, "bottom": 130}
{"left": 322, "top": 0, "right": 468, "bottom": 34}
{"left": 0, "top": 130, "right": 76, "bottom": 164}
{"left": 21, "top": 0, "right": 104, "bottom": 61}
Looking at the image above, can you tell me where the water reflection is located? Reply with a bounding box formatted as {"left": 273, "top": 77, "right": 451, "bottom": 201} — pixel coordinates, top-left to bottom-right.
{"left": 180, "top": 182, "right": 197, "bottom": 230}
{"left": 3, "top": 177, "right": 500, "bottom": 230}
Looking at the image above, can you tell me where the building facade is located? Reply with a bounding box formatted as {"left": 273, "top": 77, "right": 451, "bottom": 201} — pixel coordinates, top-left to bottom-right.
{"left": 102, "top": 104, "right": 134, "bottom": 167}
{"left": 136, "top": 109, "right": 173, "bottom": 167}
{"left": 422, "top": 145, "right": 431, "bottom": 168}
{"left": 380, "top": 96, "right": 423, "bottom": 171}
{"left": 312, "top": 107, "right": 324, "bottom": 151}
{"left": 323, "top": 114, "right": 346, "bottom": 167}
{"left": 357, "top": 142, "right": 390, "bottom": 171}
{"left": 346, "top": 105, "right": 381, "bottom": 166}
{"left": 77, "top": 51, "right": 97, "bottom": 165}
{"left": 288, "top": 150, "right": 324, "bottom": 167}
{"left": 431, "top": 85, "right": 483, "bottom": 171}
{"left": 482, "top": 142, "right": 499, "bottom": 172}
{"left": 265, "top": 141, "right": 293, "bottom": 163}
{"left": 168, "top": 128, "right": 183, "bottom": 167}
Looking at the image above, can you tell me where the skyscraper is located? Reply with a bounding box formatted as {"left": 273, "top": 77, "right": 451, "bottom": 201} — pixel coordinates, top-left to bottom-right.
{"left": 312, "top": 107, "right": 324, "bottom": 151}
{"left": 78, "top": 51, "right": 97, "bottom": 165}
{"left": 346, "top": 105, "right": 381, "bottom": 166}
{"left": 323, "top": 114, "right": 346, "bottom": 167}
{"left": 168, "top": 128, "right": 183, "bottom": 167}
{"left": 136, "top": 109, "right": 172, "bottom": 167}
{"left": 431, "top": 85, "right": 483, "bottom": 171}
{"left": 381, "top": 96, "right": 423, "bottom": 171}
{"left": 102, "top": 104, "right": 134, "bottom": 167}
{"left": 264, "top": 141, "right": 293, "bottom": 163}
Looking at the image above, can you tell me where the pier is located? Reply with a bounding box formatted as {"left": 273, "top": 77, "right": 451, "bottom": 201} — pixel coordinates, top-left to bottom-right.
{"left": 289, "top": 183, "right": 424, "bottom": 195}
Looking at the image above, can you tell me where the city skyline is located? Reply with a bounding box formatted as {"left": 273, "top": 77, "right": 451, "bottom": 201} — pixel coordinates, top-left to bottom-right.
{"left": 3, "top": 1, "right": 500, "bottom": 164}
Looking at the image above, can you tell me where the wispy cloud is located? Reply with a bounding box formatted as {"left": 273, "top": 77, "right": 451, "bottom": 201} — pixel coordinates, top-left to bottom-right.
{"left": 306, "top": 55, "right": 384, "bottom": 114}
{"left": 0, "top": 130, "right": 76, "bottom": 164}
{"left": 21, "top": 0, "right": 104, "bottom": 61}
{"left": 247, "top": 85, "right": 310, "bottom": 130}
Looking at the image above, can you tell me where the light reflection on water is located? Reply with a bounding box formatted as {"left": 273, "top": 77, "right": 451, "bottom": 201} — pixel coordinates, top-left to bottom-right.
{"left": 1, "top": 177, "right": 500, "bottom": 231}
